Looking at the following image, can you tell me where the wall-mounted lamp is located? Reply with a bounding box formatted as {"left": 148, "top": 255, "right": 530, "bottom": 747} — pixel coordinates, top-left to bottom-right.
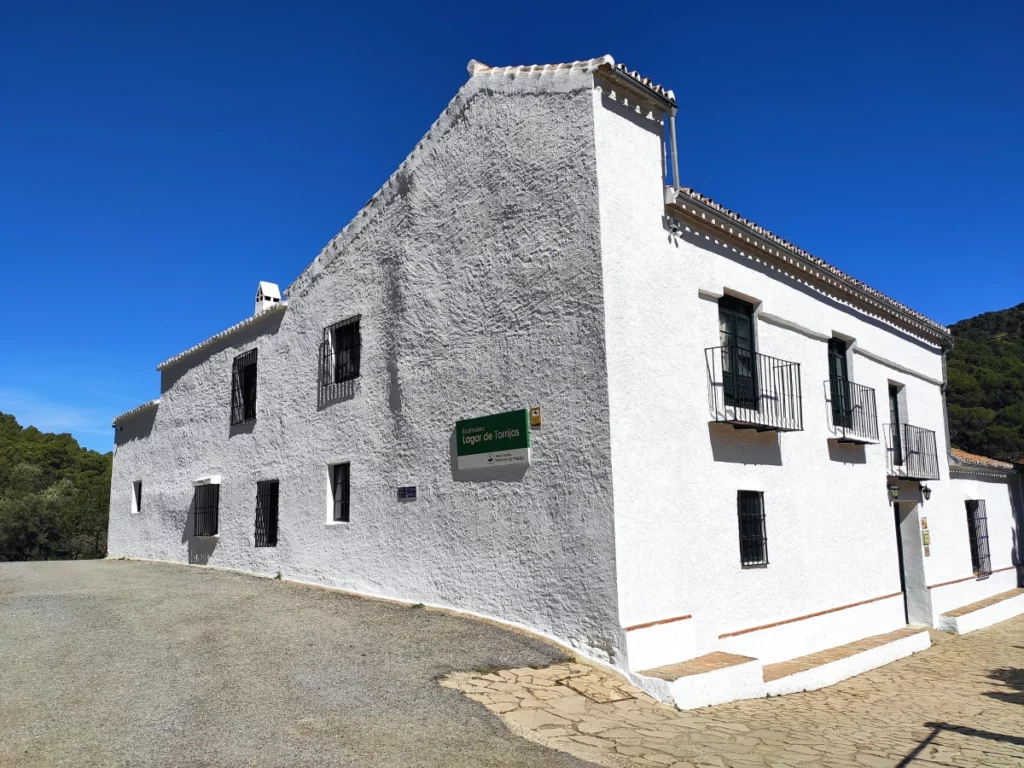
{"left": 920, "top": 484, "right": 932, "bottom": 501}
{"left": 887, "top": 483, "right": 901, "bottom": 503}
{"left": 112, "top": 424, "right": 123, "bottom": 432}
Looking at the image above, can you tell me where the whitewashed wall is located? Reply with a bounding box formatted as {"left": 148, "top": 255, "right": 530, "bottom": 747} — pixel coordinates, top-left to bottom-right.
{"left": 111, "top": 63, "right": 1018, "bottom": 677}
{"left": 109, "top": 66, "right": 628, "bottom": 667}
{"left": 929, "top": 470, "right": 1022, "bottom": 617}
{"left": 592, "top": 75, "right": 951, "bottom": 670}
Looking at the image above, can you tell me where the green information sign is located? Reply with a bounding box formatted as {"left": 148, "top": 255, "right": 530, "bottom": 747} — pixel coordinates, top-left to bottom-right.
{"left": 456, "top": 409, "right": 531, "bottom": 470}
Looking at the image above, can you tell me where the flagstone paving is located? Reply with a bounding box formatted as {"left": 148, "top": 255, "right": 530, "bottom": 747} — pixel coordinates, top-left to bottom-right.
{"left": 440, "top": 616, "right": 1024, "bottom": 767}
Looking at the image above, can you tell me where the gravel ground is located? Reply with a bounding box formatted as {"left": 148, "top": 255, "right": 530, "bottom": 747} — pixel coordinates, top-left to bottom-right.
{"left": 0, "top": 560, "right": 595, "bottom": 768}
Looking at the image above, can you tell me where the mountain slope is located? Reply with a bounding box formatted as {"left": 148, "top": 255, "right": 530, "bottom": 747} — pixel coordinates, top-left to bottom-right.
{"left": 947, "top": 302, "right": 1024, "bottom": 462}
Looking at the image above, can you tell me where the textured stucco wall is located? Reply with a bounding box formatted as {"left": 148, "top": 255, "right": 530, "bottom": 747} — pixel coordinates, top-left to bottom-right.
{"left": 111, "top": 61, "right": 1018, "bottom": 677}
{"left": 109, "top": 67, "right": 627, "bottom": 666}
{"left": 593, "top": 76, "right": 951, "bottom": 667}
{"left": 929, "top": 470, "right": 1022, "bottom": 616}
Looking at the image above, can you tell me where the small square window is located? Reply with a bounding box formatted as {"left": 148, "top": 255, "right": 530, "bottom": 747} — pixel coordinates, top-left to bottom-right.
{"left": 330, "top": 463, "right": 350, "bottom": 523}
{"left": 132, "top": 480, "right": 142, "bottom": 514}
{"left": 737, "top": 491, "right": 768, "bottom": 567}
{"left": 322, "top": 316, "right": 361, "bottom": 389}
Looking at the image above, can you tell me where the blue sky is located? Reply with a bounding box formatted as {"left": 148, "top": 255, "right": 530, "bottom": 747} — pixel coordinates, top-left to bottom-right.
{"left": 1, "top": 1, "right": 1021, "bottom": 452}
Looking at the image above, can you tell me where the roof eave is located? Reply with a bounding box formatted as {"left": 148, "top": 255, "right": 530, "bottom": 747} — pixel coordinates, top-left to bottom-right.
{"left": 949, "top": 460, "right": 1014, "bottom": 476}
{"left": 112, "top": 399, "right": 160, "bottom": 425}
{"left": 156, "top": 302, "right": 288, "bottom": 372}
{"left": 665, "top": 190, "right": 952, "bottom": 347}
{"left": 596, "top": 61, "right": 676, "bottom": 111}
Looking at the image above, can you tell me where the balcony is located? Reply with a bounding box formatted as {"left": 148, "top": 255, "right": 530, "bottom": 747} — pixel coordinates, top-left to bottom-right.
{"left": 824, "top": 378, "right": 879, "bottom": 444}
{"left": 706, "top": 346, "right": 803, "bottom": 432}
{"left": 885, "top": 423, "right": 940, "bottom": 480}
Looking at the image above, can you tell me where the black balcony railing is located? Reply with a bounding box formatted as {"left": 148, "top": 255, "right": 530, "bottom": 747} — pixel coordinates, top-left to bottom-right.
{"left": 885, "top": 423, "right": 940, "bottom": 480}
{"left": 824, "top": 378, "right": 879, "bottom": 443}
{"left": 706, "top": 346, "right": 803, "bottom": 432}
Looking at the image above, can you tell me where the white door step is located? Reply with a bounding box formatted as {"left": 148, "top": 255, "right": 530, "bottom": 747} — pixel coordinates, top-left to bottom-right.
{"left": 634, "top": 652, "right": 765, "bottom": 710}
{"left": 632, "top": 627, "right": 930, "bottom": 709}
{"left": 762, "top": 626, "right": 930, "bottom": 697}
{"left": 937, "top": 588, "right": 1024, "bottom": 635}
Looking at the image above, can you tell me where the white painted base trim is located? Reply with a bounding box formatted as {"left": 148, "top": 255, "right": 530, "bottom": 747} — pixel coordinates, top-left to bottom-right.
{"left": 633, "top": 658, "right": 766, "bottom": 710}
{"left": 625, "top": 618, "right": 697, "bottom": 672}
{"left": 936, "top": 592, "right": 1024, "bottom": 635}
{"left": 718, "top": 594, "right": 906, "bottom": 664}
{"left": 929, "top": 569, "right": 1018, "bottom": 618}
{"left": 633, "top": 630, "right": 931, "bottom": 709}
{"left": 764, "top": 630, "right": 930, "bottom": 697}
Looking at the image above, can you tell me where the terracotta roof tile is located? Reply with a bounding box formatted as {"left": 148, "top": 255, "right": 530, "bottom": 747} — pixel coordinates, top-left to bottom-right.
{"left": 949, "top": 448, "right": 1014, "bottom": 471}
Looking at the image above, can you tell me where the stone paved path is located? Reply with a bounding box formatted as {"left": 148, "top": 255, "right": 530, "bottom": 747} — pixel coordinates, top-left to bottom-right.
{"left": 440, "top": 616, "right": 1024, "bottom": 767}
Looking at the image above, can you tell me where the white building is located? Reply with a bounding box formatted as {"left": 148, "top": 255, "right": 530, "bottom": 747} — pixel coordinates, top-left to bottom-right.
{"left": 109, "top": 56, "right": 1023, "bottom": 708}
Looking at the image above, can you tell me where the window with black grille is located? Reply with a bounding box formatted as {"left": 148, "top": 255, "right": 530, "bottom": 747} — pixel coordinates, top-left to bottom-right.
{"left": 322, "top": 316, "right": 361, "bottom": 390}
{"left": 828, "top": 338, "right": 852, "bottom": 429}
{"left": 965, "top": 500, "right": 991, "bottom": 577}
{"left": 230, "top": 349, "right": 258, "bottom": 425}
{"left": 737, "top": 491, "right": 768, "bottom": 567}
{"left": 331, "top": 463, "right": 350, "bottom": 523}
{"left": 132, "top": 480, "right": 142, "bottom": 514}
{"left": 193, "top": 483, "right": 220, "bottom": 537}
{"left": 719, "top": 296, "right": 758, "bottom": 409}
{"left": 254, "top": 480, "right": 279, "bottom": 547}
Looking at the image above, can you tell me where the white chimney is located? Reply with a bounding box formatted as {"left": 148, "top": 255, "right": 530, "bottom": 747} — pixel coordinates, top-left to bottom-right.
{"left": 255, "top": 281, "right": 281, "bottom": 316}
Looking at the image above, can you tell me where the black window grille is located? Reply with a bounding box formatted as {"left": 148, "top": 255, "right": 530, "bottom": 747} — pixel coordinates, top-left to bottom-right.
{"left": 322, "top": 316, "right": 361, "bottom": 389}
{"left": 254, "top": 480, "right": 279, "bottom": 547}
{"left": 231, "top": 349, "right": 258, "bottom": 425}
{"left": 193, "top": 483, "right": 220, "bottom": 537}
{"left": 133, "top": 480, "right": 142, "bottom": 513}
{"left": 331, "top": 463, "right": 350, "bottom": 522}
{"left": 965, "top": 500, "right": 991, "bottom": 577}
{"left": 737, "top": 491, "right": 768, "bottom": 567}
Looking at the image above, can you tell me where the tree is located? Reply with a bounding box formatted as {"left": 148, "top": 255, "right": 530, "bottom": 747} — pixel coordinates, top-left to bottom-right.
{"left": 0, "top": 411, "right": 111, "bottom": 561}
{"left": 947, "top": 303, "right": 1024, "bottom": 461}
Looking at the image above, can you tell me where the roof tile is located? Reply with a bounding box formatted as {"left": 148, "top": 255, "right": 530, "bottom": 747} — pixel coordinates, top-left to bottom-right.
{"left": 112, "top": 399, "right": 160, "bottom": 425}
{"left": 156, "top": 301, "right": 287, "bottom": 371}
{"left": 669, "top": 187, "right": 950, "bottom": 339}
{"left": 468, "top": 55, "right": 676, "bottom": 104}
{"left": 950, "top": 448, "right": 1014, "bottom": 471}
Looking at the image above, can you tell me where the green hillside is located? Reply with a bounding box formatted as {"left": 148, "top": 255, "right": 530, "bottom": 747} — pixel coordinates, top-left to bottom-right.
{"left": 0, "top": 411, "right": 111, "bottom": 561}
{"left": 947, "top": 302, "right": 1024, "bottom": 462}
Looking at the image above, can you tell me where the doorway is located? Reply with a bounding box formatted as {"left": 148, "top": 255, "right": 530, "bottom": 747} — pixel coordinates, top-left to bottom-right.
{"left": 893, "top": 502, "right": 909, "bottom": 624}
{"left": 892, "top": 499, "right": 933, "bottom": 625}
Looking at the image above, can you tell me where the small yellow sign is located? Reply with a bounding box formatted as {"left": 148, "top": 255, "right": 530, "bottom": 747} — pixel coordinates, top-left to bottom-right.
{"left": 529, "top": 406, "right": 542, "bottom": 427}
{"left": 922, "top": 531, "right": 931, "bottom": 545}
